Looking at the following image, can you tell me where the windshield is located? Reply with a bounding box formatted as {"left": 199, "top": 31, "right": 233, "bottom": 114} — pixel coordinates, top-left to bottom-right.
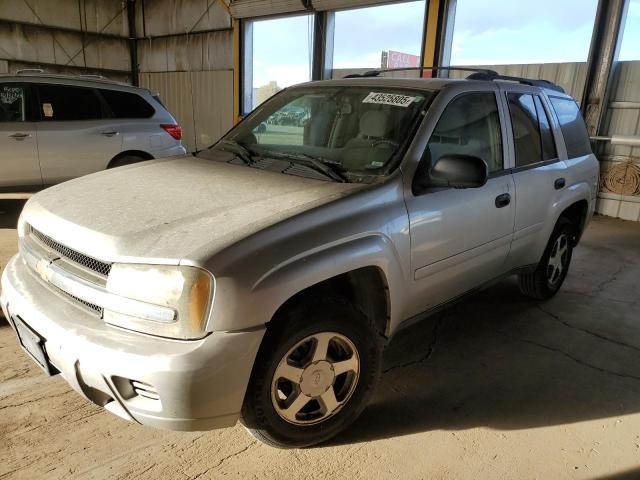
{"left": 211, "top": 86, "right": 432, "bottom": 182}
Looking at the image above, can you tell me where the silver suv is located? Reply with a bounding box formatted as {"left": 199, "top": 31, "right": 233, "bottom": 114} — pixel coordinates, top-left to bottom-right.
{"left": 0, "top": 72, "right": 185, "bottom": 191}
{"left": 1, "top": 71, "right": 599, "bottom": 448}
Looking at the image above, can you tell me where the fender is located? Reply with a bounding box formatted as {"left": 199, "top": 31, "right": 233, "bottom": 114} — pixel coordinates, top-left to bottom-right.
{"left": 209, "top": 233, "right": 408, "bottom": 333}
{"left": 528, "top": 180, "right": 593, "bottom": 264}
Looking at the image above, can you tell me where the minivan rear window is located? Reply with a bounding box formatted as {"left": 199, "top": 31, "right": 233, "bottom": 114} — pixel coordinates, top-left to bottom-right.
{"left": 549, "top": 97, "right": 592, "bottom": 158}
{"left": 100, "top": 89, "right": 155, "bottom": 118}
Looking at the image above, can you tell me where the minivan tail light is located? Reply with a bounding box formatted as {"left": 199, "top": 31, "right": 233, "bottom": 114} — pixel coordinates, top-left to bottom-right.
{"left": 160, "top": 124, "right": 182, "bottom": 140}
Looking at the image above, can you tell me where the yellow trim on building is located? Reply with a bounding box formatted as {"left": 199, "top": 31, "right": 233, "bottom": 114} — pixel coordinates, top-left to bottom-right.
{"left": 233, "top": 18, "right": 241, "bottom": 123}
{"left": 422, "top": 0, "right": 441, "bottom": 70}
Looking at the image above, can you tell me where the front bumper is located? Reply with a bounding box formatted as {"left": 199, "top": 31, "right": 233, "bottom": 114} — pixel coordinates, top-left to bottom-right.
{"left": 0, "top": 254, "right": 264, "bottom": 431}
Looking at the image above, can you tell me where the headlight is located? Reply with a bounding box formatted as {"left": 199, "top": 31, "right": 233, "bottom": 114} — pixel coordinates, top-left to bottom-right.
{"left": 105, "top": 264, "right": 214, "bottom": 340}
{"left": 17, "top": 214, "right": 27, "bottom": 238}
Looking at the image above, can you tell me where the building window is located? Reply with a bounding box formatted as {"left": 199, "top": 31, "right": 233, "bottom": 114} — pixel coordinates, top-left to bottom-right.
{"left": 243, "top": 14, "right": 314, "bottom": 114}
{"left": 331, "top": 1, "right": 426, "bottom": 78}
{"left": 449, "top": 0, "right": 599, "bottom": 100}
{"left": 619, "top": 0, "right": 640, "bottom": 61}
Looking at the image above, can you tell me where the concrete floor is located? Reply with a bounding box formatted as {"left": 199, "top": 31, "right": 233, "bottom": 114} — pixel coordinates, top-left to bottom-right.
{"left": 1, "top": 199, "right": 639, "bottom": 480}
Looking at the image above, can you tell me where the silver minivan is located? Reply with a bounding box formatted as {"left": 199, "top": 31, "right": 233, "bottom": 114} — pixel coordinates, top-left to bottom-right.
{"left": 0, "top": 72, "right": 186, "bottom": 191}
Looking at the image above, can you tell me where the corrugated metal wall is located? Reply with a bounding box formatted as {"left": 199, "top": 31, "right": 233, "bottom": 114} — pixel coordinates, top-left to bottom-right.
{"left": 140, "top": 70, "right": 233, "bottom": 152}
{"left": 0, "top": 0, "right": 131, "bottom": 80}
{"left": 136, "top": 0, "right": 234, "bottom": 152}
{"left": 596, "top": 61, "right": 640, "bottom": 221}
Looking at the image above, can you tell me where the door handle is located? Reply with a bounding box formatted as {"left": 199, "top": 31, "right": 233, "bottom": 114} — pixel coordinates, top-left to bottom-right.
{"left": 554, "top": 178, "right": 566, "bottom": 190}
{"left": 9, "top": 132, "right": 31, "bottom": 140}
{"left": 495, "top": 193, "right": 511, "bottom": 208}
{"left": 101, "top": 130, "right": 119, "bottom": 137}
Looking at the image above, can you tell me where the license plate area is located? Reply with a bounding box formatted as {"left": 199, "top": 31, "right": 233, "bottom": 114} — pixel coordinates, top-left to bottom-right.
{"left": 13, "top": 315, "right": 57, "bottom": 376}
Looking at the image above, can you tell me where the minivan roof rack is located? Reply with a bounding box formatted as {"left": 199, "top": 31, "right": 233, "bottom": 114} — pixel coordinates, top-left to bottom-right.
{"left": 343, "top": 66, "right": 566, "bottom": 93}
{"left": 16, "top": 68, "right": 45, "bottom": 75}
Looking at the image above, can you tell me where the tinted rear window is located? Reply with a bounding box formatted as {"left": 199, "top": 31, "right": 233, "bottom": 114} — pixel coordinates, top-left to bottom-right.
{"left": 37, "top": 85, "right": 103, "bottom": 121}
{"left": 100, "top": 89, "right": 155, "bottom": 118}
{"left": 549, "top": 97, "right": 592, "bottom": 158}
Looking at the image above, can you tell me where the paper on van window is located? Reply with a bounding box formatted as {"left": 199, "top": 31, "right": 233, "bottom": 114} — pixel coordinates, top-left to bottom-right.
{"left": 42, "top": 103, "right": 53, "bottom": 118}
{"left": 362, "top": 92, "right": 416, "bottom": 108}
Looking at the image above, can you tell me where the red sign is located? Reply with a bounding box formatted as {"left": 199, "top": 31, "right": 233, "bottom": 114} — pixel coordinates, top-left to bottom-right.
{"left": 382, "top": 50, "right": 421, "bottom": 69}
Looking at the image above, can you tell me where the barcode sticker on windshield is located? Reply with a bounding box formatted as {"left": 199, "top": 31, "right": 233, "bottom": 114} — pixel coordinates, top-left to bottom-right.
{"left": 362, "top": 92, "right": 416, "bottom": 108}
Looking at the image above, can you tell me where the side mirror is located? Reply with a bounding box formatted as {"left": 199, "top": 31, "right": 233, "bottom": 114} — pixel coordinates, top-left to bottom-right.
{"left": 427, "top": 154, "right": 488, "bottom": 189}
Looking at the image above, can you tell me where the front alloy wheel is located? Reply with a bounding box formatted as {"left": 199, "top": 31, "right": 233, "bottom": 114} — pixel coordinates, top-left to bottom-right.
{"left": 241, "top": 298, "right": 382, "bottom": 448}
{"left": 271, "top": 332, "right": 360, "bottom": 425}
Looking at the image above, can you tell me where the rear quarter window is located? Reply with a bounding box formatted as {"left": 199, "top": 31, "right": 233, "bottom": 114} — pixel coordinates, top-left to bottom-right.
{"left": 549, "top": 97, "right": 592, "bottom": 158}
{"left": 100, "top": 89, "right": 155, "bottom": 119}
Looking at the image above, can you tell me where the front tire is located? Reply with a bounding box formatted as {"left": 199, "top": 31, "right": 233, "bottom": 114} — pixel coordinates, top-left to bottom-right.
{"left": 241, "top": 298, "right": 382, "bottom": 448}
{"left": 518, "top": 218, "right": 575, "bottom": 300}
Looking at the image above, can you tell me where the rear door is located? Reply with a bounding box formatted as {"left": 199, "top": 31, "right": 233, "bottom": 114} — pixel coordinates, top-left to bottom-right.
{"left": 404, "top": 88, "right": 516, "bottom": 314}
{"left": 0, "top": 83, "right": 42, "bottom": 189}
{"left": 501, "top": 85, "right": 568, "bottom": 268}
{"left": 34, "top": 83, "right": 123, "bottom": 185}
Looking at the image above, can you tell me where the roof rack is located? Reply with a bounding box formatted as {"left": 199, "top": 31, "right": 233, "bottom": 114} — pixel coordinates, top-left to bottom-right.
{"left": 16, "top": 68, "right": 45, "bottom": 75}
{"left": 466, "top": 71, "right": 565, "bottom": 93}
{"left": 76, "top": 74, "right": 107, "bottom": 80}
{"left": 343, "top": 66, "right": 566, "bottom": 93}
{"left": 343, "top": 66, "right": 498, "bottom": 78}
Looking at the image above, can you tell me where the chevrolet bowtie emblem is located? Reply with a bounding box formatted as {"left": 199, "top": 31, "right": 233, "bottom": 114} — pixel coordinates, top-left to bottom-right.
{"left": 34, "top": 259, "right": 50, "bottom": 282}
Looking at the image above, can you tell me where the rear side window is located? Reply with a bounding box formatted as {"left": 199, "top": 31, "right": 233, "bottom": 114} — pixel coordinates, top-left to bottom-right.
{"left": 534, "top": 96, "right": 557, "bottom": 161}
{"left": 0, "top": 85, "right": 26, "bottom": 122}
{"left": 507, "top": 93, "right": 543, "bottom": 167}
{"left": 549, "top": 97, "right": 592, "bottom": 158}
{"left": 100, "top": 89, "right": 155, "bottom": 118}
{"left": 37, "top": 85, "right": 103, "bottom": 121}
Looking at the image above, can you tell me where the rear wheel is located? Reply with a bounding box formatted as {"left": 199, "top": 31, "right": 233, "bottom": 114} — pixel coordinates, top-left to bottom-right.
{"left": 241, "top": 298, "right": 382, "bottom": 448}
{"left": 518, "top": 218, "right": 574, "bottom": 300}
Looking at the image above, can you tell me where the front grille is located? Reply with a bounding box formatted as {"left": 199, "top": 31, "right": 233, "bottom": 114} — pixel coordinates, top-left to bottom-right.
{"left": 30, "top": 227, "right": 112, "bottom": 277}
{"left": 50, "top": 283, "right": 103, "bottom": 317}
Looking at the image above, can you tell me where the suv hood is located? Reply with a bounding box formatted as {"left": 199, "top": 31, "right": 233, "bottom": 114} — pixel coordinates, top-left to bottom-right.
{"left": 23, "top": 155, "right": 365, "bottom": 264}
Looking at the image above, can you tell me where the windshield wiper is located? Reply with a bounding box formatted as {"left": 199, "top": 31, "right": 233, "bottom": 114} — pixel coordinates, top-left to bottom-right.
{"left": 260, "top": 151, "right": 348, "bottom": 183}
{"left": 214, "top": 139, "right": 255, "bottom": 165}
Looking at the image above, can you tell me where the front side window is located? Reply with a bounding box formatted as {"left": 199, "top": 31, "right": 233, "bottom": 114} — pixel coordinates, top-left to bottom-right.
{"left": 426, "top": 92, "right": 503, "bottom": 173}
{"left": 36, "top": 85, "right": 103, "bottom": 121}
{"left": 507, "top": 93, "right": 543, "bottom": 167}
{"left": 549, "top": 96, "right": 592, "bottom": 158}
{"left": 213, "top": 86, "right": 431, "bottom": 181}
{"left": 0, "top": 85, "right": 26, "bottom": 122}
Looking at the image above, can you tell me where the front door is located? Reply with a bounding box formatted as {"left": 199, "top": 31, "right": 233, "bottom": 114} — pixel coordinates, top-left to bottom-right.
{"left": 405, "top": 90, "right": 515, "bottom": 315}
{"left": 0, "top": 83, "right": 41, "bottom": 189}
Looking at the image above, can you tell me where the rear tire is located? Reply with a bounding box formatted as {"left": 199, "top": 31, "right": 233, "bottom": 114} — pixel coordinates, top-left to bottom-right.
{"left": 518, "top": 218, "right": 575, "bottom": 300}
{"left": 108, "top": 155, "right": 147, "bottom": 169}
{"left": 241, "top": 297, "right": 382, "bottom": 448}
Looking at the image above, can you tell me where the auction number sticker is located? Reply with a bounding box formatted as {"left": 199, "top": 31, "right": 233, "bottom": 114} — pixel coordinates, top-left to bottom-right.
{"left": 362, "top": 92, "right": 417, "bottom": 108}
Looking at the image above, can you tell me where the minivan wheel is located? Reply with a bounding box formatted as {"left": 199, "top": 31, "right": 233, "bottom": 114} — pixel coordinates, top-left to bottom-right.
{"left": 108, "top": 155, "right": 147, "bottom": 169}
{"left": 241, "top": 298, "right": 382, "bottom": 448}
{"left": 518, "top": 218, "right": 575, "bottom": 300}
